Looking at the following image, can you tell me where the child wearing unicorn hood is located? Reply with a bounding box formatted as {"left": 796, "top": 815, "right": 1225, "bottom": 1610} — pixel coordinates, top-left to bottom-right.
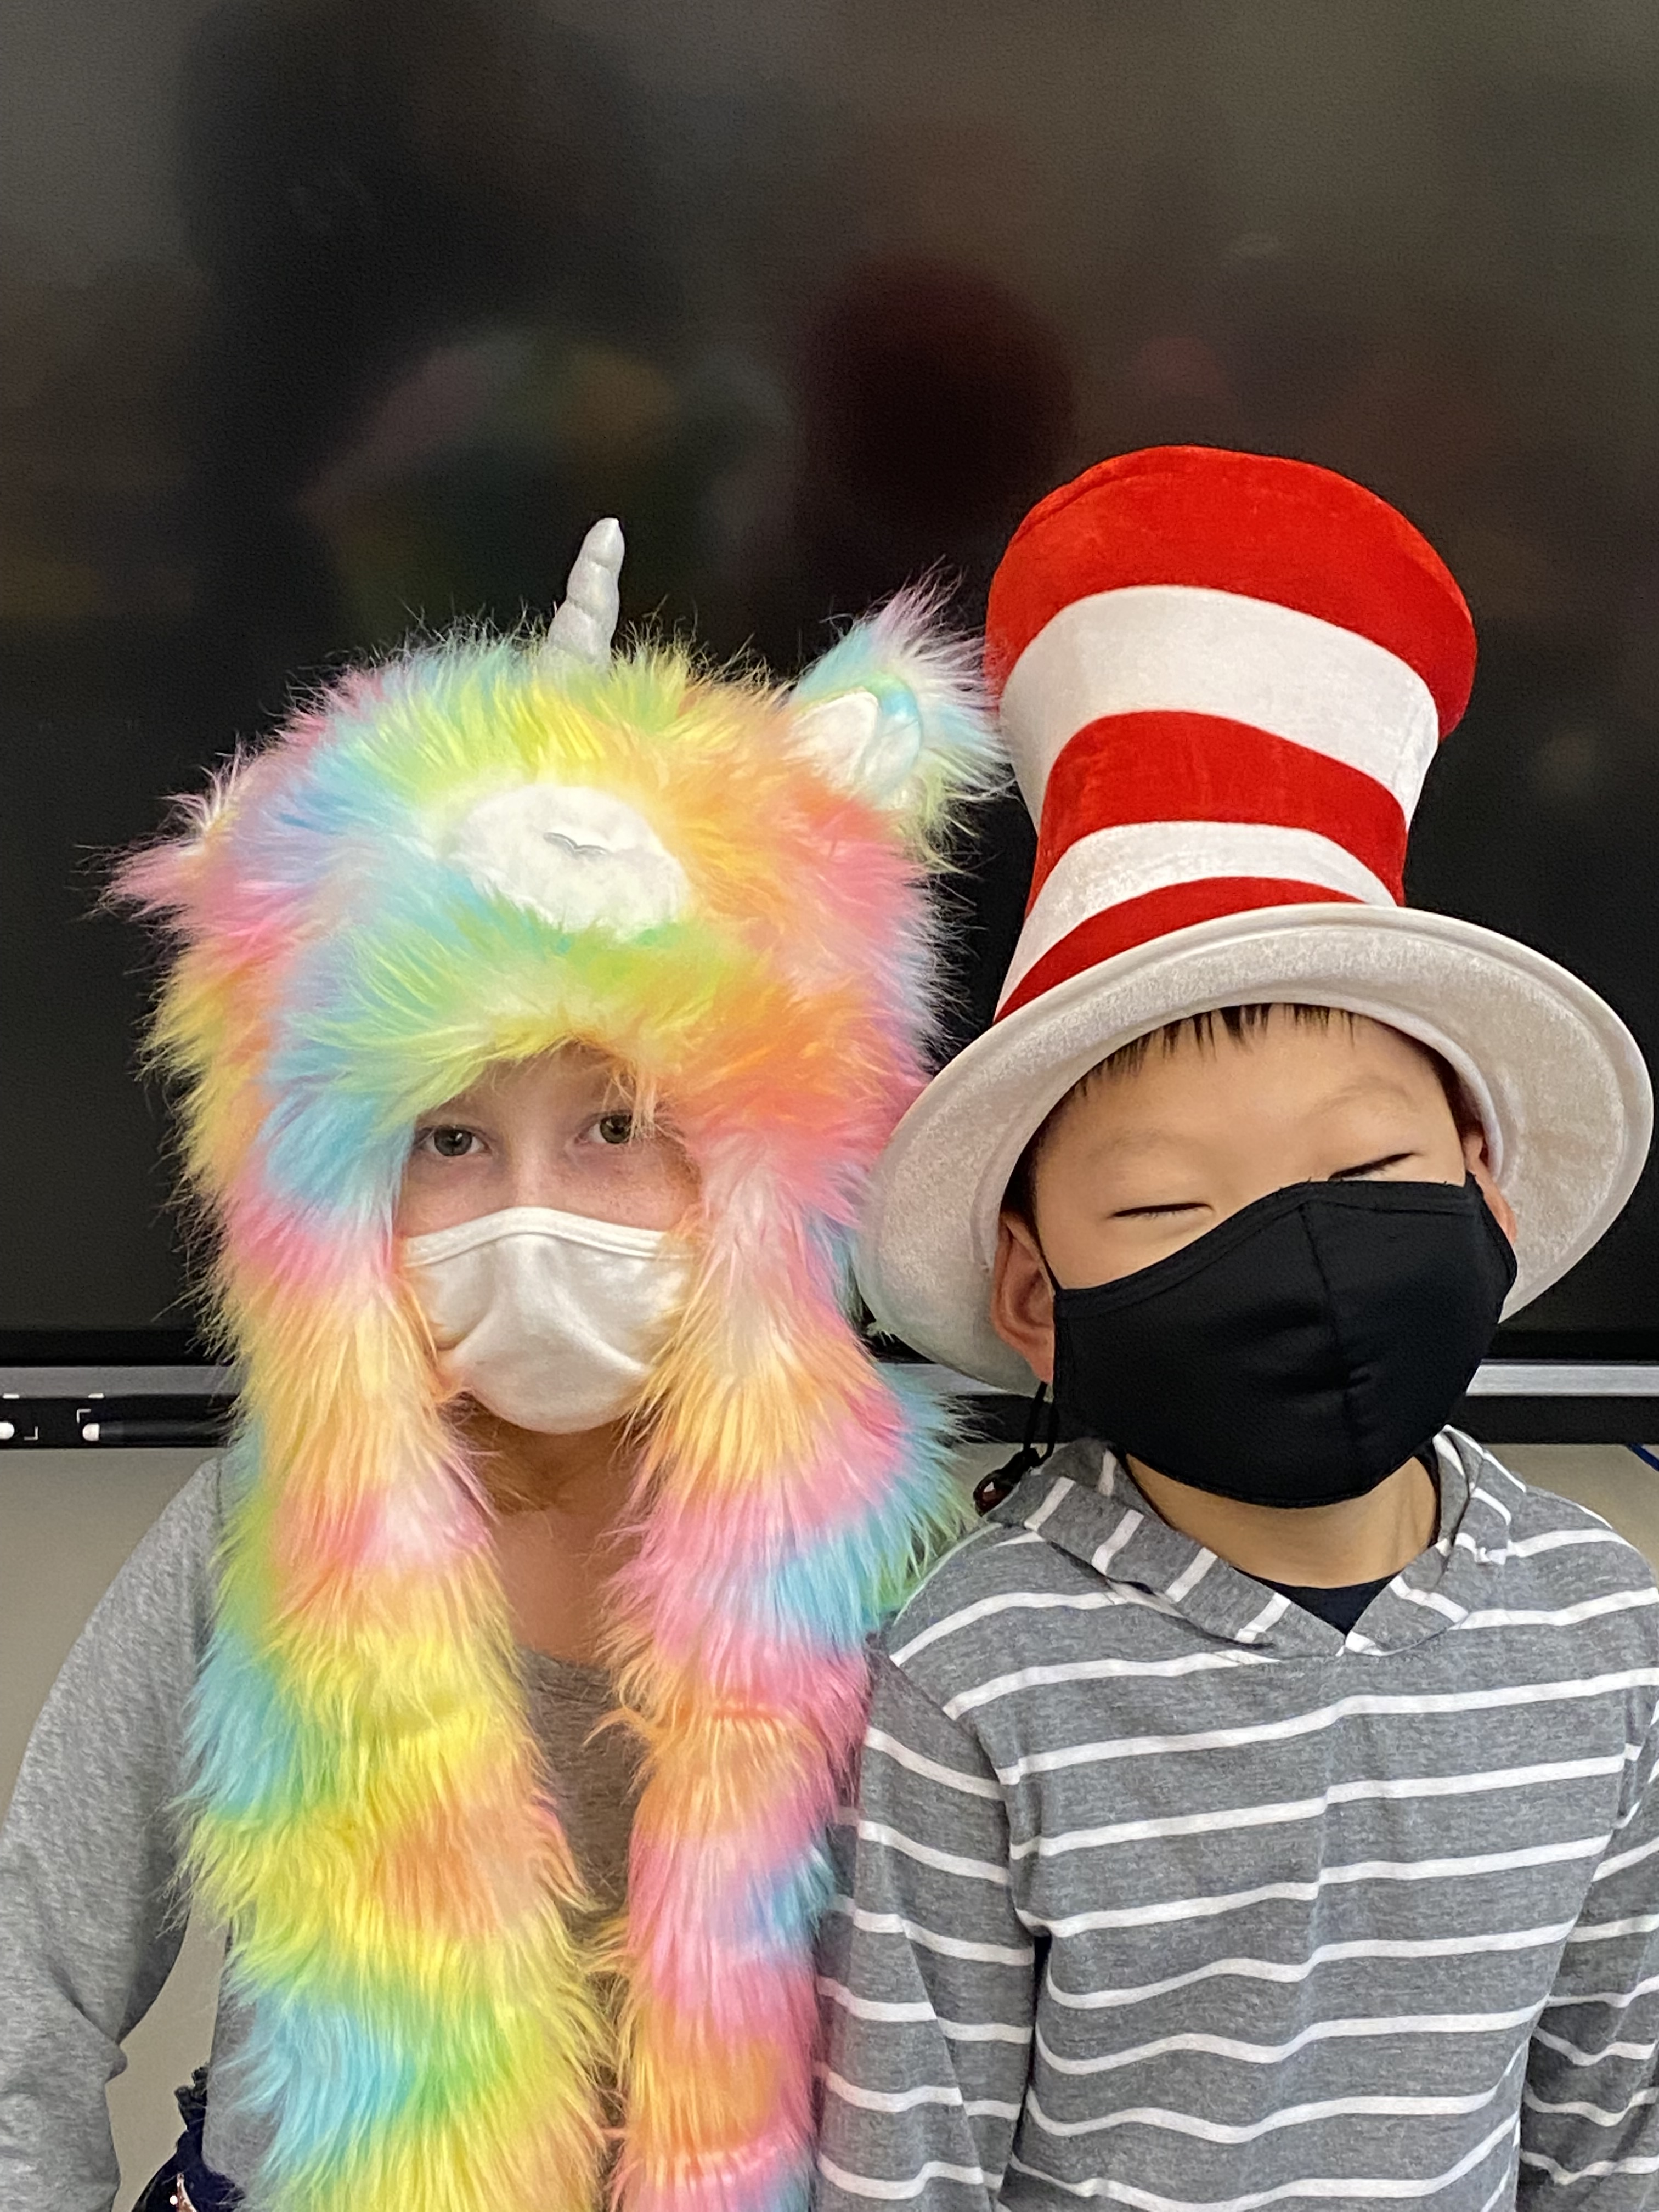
{"left": 0, "top": 524, "right": 1000, "bottom": 2212}
{"left": 820, "top": 447, "right": 1659, "bottom": 2209}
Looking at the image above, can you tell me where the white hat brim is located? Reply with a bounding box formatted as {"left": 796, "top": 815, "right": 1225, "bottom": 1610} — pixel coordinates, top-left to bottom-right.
{"left": 858, "top": 904, "right": 1654, "bottom": 1392}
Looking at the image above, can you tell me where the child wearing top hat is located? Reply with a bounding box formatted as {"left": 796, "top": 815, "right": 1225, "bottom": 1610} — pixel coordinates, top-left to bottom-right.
{"left": 816, "top": 446, "right": 1659, "bottom": 2210}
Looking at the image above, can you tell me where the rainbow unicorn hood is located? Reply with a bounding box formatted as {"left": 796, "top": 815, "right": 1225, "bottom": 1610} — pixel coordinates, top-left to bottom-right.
{"left": 119, "top": 523, "right": 1000, "bottom": 2212}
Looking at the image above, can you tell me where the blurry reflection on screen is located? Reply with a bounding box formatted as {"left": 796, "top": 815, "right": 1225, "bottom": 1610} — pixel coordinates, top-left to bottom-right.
{"left": 5, "top": 0, "right": 1659, "bottom": 1342}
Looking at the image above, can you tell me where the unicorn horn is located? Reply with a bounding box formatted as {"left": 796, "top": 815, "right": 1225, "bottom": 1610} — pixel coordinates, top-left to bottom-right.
{"left": 538, "top": 517, "right": 624, "bottom": 671}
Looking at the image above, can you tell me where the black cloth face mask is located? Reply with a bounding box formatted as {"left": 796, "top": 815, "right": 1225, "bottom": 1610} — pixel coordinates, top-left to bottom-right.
{"left": 1049, "top": 1178, "right": 1517, "bottom": 1509}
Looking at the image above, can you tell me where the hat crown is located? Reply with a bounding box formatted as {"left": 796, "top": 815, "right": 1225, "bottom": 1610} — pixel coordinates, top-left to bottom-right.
{"left": 983, "top": 446, "right": 1476, "bottom": 1022}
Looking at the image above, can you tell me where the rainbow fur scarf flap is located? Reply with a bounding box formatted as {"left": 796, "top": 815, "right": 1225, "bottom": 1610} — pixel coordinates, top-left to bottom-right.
{"left": 120, "top": 546, "right": 998, "bottom": 2212}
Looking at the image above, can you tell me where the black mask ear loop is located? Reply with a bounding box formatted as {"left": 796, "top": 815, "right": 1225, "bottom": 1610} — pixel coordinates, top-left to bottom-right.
{"left": 974, "top": 1219, "right": 1063, "bottom": 1514}
{"left": 973, "top": 1380, "right": 1058, "bottom": 1514}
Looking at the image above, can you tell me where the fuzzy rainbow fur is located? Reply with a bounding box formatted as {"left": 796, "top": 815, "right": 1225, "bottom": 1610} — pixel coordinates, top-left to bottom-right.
{"left": 119, "top": 598, "right": 999, "bottom": 2212}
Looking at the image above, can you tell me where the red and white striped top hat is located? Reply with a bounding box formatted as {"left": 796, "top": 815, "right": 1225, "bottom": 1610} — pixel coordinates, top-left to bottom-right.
{"left": 858, "top": 445, "right": 1653, "bottom": 1390}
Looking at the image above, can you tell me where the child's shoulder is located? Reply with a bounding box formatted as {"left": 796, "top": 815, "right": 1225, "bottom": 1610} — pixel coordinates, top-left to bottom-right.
{"left": 876, "top": 1464, "right": 1122, "bottom": 1714}
{"left": 1451, "top": 1432, "right": 1659, "bottom": 1621}
{"left": 890, "top": 1509, "right": 1099, "bottom": 1631}
{"left": 92, "top": 1454, "right": 226, "bottom": 1639}
{"left": 135, "top": 1453, "right": 228, "bottom": 1573}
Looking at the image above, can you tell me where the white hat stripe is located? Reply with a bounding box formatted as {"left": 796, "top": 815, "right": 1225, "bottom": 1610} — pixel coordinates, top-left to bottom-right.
{"left": 997, "top": 821, "right": 1398, "bottom": 1014}
{"left": 1000, "top": 584, "right": 1441, "bottom": 818}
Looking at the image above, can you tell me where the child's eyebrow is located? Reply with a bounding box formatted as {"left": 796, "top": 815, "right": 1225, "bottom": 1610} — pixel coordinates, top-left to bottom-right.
{"left": 1306, "top": 1075, "right": 1426, "bottom": 1114}
{"left": 1074, "top": 1126, "right": 1204, "bottom": 1164}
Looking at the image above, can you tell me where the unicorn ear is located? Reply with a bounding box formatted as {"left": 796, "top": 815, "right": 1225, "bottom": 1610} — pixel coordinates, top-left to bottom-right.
{"left": 786, "top": 587, "right": 1003, "bottom": 845}
{"left": 791, "top": 689, "right": 914, "bottom": 803}
{"left": 535, "top": 517, "right": 624, "bottom": 672}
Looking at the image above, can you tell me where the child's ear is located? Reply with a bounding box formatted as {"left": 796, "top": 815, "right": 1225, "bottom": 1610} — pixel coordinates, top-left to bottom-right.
{"left": 1462, "top": 1125, "right": 1518, "bottom": 1246}
{"left": 991, "top": 1212, "right": 1057, "bottom": 1386}
{"left": 786, "top": 587, "right": 1001, "bottom": 853}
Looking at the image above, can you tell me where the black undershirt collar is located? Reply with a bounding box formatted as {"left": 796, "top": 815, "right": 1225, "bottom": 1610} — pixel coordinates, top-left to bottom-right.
{"left": 1255, "top": 1452, "right": 1441, "bottom": 1638}
{"left": 1259, "top": 1571, "right": 1396, "bottom": 1636}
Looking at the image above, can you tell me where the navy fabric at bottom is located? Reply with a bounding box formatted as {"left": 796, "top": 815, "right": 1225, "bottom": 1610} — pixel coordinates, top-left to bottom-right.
{"left": 133, "top": 2071, "right": 241, "bottom": 2212}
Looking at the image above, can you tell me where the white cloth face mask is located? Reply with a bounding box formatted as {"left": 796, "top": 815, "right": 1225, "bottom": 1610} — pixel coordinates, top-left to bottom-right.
{"left": 402, "top": 1206, "right": 690, "bottom": 1434}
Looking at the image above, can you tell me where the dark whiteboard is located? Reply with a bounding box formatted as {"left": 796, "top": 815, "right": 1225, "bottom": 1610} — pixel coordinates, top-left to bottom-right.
{"left": 5, "top": 0, "right": 1659, "bottom": 1353}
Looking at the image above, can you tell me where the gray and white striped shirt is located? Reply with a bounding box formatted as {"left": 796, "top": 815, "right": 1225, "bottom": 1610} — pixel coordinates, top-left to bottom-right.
{"left": 815, "top": 1433, "right": 1659, "bottom": 2210}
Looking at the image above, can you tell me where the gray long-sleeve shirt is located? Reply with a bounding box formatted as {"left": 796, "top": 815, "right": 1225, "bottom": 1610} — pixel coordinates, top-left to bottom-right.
{"left": 0, "top": 1461, "right": 640, "bottom": 2211}
{"left": 816, "top": 1432, "right": 1659, "bottom": 2211}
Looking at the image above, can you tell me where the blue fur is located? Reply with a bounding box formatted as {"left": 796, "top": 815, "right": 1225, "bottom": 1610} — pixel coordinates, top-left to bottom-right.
{"left": 712, "top": 1369, "right": 967, "bottom": 1653}
{"left": 188, "top": 1623, "right": 304, "bottom": 1820}
{"left": 223, "top": 1981, "right": 417, "bottom": 2187}
{"left": 738, "top": 1833, "right": 837, "bottom": 1958}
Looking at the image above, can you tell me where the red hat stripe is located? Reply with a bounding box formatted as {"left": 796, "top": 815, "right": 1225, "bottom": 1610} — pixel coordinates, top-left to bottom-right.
{"left": 986, "top": 445, "right": 1476, "bottom": 730}
{"left": 1030, "top": 713, "right": 1409, "bottom": 912}
{"left": 1000, "top": 820, "right": 1393, "bottom": 1015}
{"left": 997, "top": 878, "right": 1366, "bottom": 1023}
{"left": 998, "top": 583, "right": 1440, "bottom": 820}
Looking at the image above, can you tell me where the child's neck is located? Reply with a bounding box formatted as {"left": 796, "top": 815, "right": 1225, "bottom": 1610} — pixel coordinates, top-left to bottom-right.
{"left": 459, "top": 1406, "right": 640, "bottom": 1664}
{"left": 1126, "top": 1452, "right": 1439, "bottom": 1589}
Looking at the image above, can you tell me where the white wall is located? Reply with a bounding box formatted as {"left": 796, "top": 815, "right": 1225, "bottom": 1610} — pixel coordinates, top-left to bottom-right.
{"left": 5, "top": 1439, "right": 1659, "bottom": 2205}
{"left": 1, "top": 1451, "right": 223, "bottom": 2209}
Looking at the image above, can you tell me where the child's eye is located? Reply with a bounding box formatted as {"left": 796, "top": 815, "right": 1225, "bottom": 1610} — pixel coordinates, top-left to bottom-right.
{"left": 592, "top": 1111, "right": 637, "bottom": 1148}
{"left": 1114, "top": 1201, "right": 1206, "bottom": 1220}
{"left": 1331, "top": 1152, "right": 1414, "bottom": 1181}
{"left": 419, "top": 1125, "right": 479, "bottom": 1160}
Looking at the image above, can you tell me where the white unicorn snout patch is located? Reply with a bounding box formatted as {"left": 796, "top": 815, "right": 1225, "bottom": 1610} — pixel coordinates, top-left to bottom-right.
{"left": 448, "top": 783, "right": 690, "bottom": 933}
